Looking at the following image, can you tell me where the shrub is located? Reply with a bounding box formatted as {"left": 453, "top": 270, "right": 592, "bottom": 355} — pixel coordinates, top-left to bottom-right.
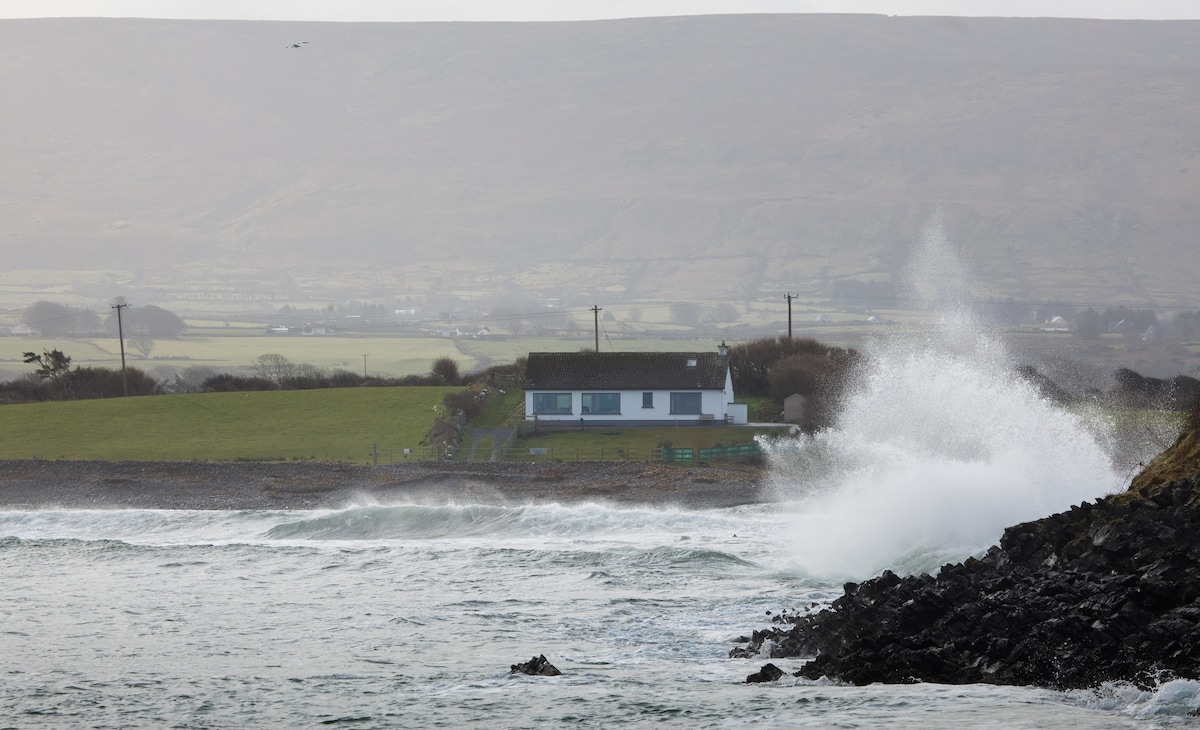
{"left": 729, "top": 336, "right": 855, "bottom": 397}
{"left": 70, "top": 366, "right": 161, "bottom": 398}
{"left": 731, "top": 336, "right": 859, "bottom": 430}
{"left": 444, "top": 389, "right": 487, "bottom": 421}
{"left": 431, "top": 357, "right": 461, "bottom": 385}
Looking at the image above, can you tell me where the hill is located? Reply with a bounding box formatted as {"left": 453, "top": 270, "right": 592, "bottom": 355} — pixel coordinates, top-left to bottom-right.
{"left": 1, "top": 15, "right": 1198, "bottom": 313}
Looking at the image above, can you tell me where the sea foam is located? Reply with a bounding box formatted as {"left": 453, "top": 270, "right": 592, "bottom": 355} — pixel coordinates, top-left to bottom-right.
{"left": 766, "top": 213, "right": 1126, "bottom": 580}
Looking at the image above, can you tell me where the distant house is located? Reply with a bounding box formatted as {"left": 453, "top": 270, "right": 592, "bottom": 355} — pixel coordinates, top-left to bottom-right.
{"left": 523, "top": 346, "right": 747, "bottom": 426}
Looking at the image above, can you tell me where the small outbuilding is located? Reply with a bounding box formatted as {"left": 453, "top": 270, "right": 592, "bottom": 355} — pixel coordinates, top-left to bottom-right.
{"left": 783, "top": 393, "right": 807, "bottom": 424}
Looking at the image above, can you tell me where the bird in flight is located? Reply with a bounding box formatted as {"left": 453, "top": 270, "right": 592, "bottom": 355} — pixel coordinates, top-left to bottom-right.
{"left": 286, "top": 41, "right": 309, "bottom": 48}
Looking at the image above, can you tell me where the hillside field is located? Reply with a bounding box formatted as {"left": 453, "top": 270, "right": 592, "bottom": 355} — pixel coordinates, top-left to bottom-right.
{"left": 0, "top": 334, "right": 477, "bottom": 382}
{"left": 0, "top": 333, "right": 744, "bottom": 382}
{"left": 0, "top": 387, "right": 457, "bottom": 462}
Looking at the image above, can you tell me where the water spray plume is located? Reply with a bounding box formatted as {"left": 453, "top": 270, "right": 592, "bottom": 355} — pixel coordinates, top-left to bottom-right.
{"left": 766, "top": 213, "right": 1124, "bottom": 580}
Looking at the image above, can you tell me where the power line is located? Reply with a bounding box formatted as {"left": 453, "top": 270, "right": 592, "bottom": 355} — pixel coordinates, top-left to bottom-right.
{"left": 599, "top": 315, "right": 614, "bottom": 351}
{"left": 14, "top": 295, "right": 1200, "bottom": 333}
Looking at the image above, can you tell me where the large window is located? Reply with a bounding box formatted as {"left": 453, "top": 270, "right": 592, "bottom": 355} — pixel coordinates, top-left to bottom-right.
{"left": 532, "top": 393, "right": 572, "bottom": 415}
{"left": 581, "top": 392, "right": 621, "bottom": 415}
{"left": 670, "top": 392, "right": 702, "bottom": 415}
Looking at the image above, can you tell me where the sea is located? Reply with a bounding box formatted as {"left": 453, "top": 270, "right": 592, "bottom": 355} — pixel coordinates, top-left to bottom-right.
{"left": 4, "top": 501, "right": 1200, "bottom": 729}
{"left": 5, "top": 220, "right": 1200, "bottom": 728}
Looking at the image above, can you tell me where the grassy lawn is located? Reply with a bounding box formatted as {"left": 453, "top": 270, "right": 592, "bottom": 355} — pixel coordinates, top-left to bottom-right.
{"left": 468, "top": 388, "right": 526, "bottom": 429}
{"left": 738, "top": 396, "right": 780, "bottom": 423}
{"left": 0, "top": 387, "right": 456, "bottom": 462}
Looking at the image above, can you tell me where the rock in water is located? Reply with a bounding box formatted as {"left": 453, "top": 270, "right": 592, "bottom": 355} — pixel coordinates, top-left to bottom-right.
{"left": 746, "top": 663, "right": 785, "bottom": 683}
{"left": 510, "top": 654, "right": 562, "bottom": 676}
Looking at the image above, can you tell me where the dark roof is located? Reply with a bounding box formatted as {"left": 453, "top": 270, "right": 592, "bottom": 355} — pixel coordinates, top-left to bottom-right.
{"left": 524, "top": 352, "right": 729, "bottom": 390}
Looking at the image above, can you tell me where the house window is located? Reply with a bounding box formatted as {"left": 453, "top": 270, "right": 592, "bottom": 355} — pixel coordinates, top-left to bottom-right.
{"left": 532, "top": 393, "right": 572, "bottom": 414}
{"left": 642, "top": 392, "right": 653, "bottom": 408}
{"left": 670, "top": 392, "right": 702, "bottom": 415}
{"left": 581, "top": 392, "right": 620, "bottom": 415}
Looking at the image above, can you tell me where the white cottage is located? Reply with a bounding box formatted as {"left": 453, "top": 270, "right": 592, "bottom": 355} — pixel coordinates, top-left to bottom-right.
{"left": 523, "top": 347, "right": 747, "bottom": 426}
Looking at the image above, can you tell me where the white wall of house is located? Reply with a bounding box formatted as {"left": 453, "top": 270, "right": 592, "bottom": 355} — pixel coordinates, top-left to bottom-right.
{"left": 525, "top": 388, "right": 733, "bottom": 424}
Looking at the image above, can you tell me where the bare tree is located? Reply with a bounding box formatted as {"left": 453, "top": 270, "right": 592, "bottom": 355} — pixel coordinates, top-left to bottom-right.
{"left": 22, "top": 349, "right": 73, "bottom": 398}
{"left": 252, "top": 353, "right": 297, "bottom": 385}
{"left": 130, "top": 329, "right": 154, "bottom": 359}
{"left": 23, "top": 349, "right": 72, "bottom": 379}
{"left": 170, "top": 366, "right": 217, "bottom": 394}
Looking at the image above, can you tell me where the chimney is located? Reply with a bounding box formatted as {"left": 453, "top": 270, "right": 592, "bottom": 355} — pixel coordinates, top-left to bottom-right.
{"left": 717, "top": 341, "right": 729, "bottom": 357}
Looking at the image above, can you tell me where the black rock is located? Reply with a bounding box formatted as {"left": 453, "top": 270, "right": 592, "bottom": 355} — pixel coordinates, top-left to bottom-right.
{"left": 730, "top": 474, "right": 1200, "bottom": 689}
{"left": 510, "top": 654, "right": 562, "bottom": 676}
{"left": 746, "top": 663, "right": 785, "bottom": 683}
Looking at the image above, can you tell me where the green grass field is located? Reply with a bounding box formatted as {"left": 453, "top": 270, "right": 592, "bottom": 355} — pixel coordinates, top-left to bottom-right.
{"left": 0, "top": 384, "right": 783, "bottom": 465}
{"left": 467, "top": 389, "right": 526, "bottom": 429}
{"left": 0, "top": 387, "right": 456, "bottom": 462}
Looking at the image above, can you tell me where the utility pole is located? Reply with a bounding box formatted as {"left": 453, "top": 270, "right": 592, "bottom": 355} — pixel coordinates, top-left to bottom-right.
{"left": 592, "top": 305, "right": 602, "bottom": 352}
{"left": 111, "top": 301, "right": 129, "bottom": 396}
{"left": 785, "top": 293, "right": 794, "bottom": 339}
{"left": 362, "top": 354, "right": 368, "bottom": 378}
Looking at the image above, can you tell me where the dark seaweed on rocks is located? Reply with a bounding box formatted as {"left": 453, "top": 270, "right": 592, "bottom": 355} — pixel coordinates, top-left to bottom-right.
{"left": 732, "top": 459, "right": 1200, "bottom": 688}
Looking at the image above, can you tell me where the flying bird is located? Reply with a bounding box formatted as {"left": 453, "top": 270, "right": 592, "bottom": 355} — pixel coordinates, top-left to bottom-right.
{"left": 286, "top": 41, "right": 309, "bottom": 48}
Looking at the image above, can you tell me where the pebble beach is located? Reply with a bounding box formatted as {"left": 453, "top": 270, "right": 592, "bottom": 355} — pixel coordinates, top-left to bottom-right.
{"left": 0, "top": 459, "right": 767, "bottom": 511}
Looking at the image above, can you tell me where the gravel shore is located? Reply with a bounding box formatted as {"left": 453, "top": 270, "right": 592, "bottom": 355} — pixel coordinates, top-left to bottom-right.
{"left": 0, "top": 459, "right": 768, "bottom": 511}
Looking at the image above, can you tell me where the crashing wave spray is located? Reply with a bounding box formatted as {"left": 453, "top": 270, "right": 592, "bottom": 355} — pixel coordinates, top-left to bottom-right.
{"left": 766, "top": 212, "right": 1124, "bottom": 580}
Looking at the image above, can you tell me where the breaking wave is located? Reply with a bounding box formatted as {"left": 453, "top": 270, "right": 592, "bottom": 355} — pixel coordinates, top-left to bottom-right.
{"left": 765, "top": 213, "right": 1126, "bottom": 580}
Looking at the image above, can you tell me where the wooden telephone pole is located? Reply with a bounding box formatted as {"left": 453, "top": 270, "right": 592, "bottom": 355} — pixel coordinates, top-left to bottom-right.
{"left": 111, "top": 301, "right": 129, "bottom": 396}
{"left": 592, "top": 305, "right": 602, "bottom": 351}
{"left": 785, "top": 292, "right": 794, "bottom": 339}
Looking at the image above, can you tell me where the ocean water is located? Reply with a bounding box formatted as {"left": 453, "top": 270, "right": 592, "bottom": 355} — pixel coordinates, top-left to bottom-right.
{"left": 2, "top": 502, "right": 1199, "bottom": 729}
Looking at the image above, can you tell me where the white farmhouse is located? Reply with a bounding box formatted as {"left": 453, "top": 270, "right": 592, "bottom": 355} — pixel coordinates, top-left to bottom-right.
{"left": 523, "top": 346, "right": 747, "bottom": 426}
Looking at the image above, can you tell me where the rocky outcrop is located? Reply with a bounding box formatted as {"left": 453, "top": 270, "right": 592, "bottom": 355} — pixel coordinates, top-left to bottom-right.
{"left": 510, "top": 655, "right": 561, "bottom": 676}
{"left": 745, "top": 663, "right": 785, "bottom": 683}
{"left": 732, "top": 417, "right": 1200, "bottom": 689}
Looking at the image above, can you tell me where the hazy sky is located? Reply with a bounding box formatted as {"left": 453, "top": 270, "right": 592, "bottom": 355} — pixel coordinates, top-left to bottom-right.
{"left": 1, "top": 1, "right": 1197, "bottom": 21}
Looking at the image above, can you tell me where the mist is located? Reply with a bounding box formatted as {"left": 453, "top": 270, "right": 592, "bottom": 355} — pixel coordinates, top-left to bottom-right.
{"left": 0, "top": 14, "right": 1197, "bottom": 315}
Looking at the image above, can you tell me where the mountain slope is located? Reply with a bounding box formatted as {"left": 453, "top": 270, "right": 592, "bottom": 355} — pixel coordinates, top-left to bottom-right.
{"left": 1, "top": 15, "right": 1198, "bottom": 308}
